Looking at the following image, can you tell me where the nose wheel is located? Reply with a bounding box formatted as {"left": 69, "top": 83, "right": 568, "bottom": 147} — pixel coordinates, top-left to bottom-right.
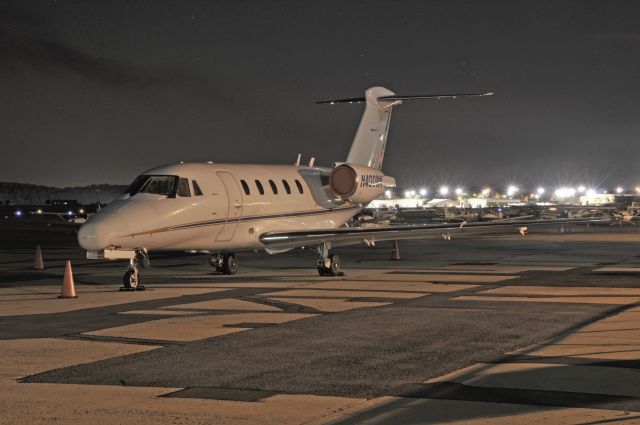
{"left": 120, "top": 248, "right": 147, "bottom": 291}
{"left": 123, "top": 269, "right": 139, "bottom": 289}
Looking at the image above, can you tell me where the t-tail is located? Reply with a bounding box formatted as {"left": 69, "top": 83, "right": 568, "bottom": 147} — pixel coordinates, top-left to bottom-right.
{"left": 317, "top": 87, "right": 493, "bottom": 170}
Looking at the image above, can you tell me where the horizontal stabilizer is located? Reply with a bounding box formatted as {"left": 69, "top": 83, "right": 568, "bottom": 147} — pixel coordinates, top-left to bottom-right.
{"left": 316, "top": 92, "right": 493, "bottom": 104}
{"left": 316, "top": 97, "right": 367, "bottom": 105}
{"left": 378, "top": 92, "right": 493, "bottom": 101}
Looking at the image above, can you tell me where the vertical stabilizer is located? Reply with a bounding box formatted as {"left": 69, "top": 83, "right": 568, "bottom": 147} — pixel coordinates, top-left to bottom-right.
{"left": 346, "top": 87, "right": 397, "bottom": 170}
{"left": 316, "top": 87, "right": 493, "bottom": 171}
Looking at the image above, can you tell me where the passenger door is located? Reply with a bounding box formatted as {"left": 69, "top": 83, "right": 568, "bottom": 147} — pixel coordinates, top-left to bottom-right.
{"left": 216, "top": 172, "right": 243, "bottom": 241}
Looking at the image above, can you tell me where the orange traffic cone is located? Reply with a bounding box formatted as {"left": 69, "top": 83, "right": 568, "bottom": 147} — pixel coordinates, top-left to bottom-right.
{"left": 33, "top": 245, "right": 44, "bottom": 270}
{"left": 59, "top": 260, "right": 77, "bottom": 298}
{"left": 390, "top": 240, "right": 400, "bottom": 261}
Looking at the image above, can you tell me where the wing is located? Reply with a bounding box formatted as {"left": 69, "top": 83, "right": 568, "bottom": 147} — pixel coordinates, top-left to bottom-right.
{"left": 259, "top": 217, "right": 610, "bottom": 250}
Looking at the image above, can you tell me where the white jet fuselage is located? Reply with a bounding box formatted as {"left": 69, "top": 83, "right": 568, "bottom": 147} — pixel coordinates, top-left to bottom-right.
{"left": 78, "top": 162, "right": 362, "bottom": 253}
{"left": 75, "top": 87, "right": 498, "bottom": 282}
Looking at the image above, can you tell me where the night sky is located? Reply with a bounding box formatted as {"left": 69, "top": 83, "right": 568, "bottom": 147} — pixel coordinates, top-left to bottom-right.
{"left": 2, "top": 0, "right": 639, "bottom": 192}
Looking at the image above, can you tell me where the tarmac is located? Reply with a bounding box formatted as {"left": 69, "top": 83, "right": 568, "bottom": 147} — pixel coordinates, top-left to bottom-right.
{"left": 2, "top": 224, "right": 640, "bottom": 424}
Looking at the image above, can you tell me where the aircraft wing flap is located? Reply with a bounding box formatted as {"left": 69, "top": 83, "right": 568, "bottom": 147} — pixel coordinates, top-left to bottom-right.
{"left": 259, "top": 218, "right": 610, "bottom": 250}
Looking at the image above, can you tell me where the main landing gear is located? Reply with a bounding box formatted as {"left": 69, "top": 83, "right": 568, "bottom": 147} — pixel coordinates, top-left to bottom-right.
{"left": 122, "top": 248, "right": 149, "bottom": 290}
{"left": 316, "top": 242, "right": 343, "bottom": 276}
{"left": 208, "top": 253, "right": 239, "bottom": 275}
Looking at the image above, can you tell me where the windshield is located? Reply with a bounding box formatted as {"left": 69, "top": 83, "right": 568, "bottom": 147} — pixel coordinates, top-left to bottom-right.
{"left": 126, "top": 175, "right": 178, "bottom": 197}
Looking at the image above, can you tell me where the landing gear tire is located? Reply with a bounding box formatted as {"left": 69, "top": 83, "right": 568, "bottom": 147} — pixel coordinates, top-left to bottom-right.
{"left": 222, "top": 253, "right": 238, "bottom": 275}
{"left": 120, "top": 248, "right": 147, "bottom": 290}
{"left": 123, "top": 269, "right": 139, "bottom": 289}
{"left": 329, "top": 254, "right": 341, "bottom": 275}
{"left": 317, "top": 254, "right": 342, "bottom": 276}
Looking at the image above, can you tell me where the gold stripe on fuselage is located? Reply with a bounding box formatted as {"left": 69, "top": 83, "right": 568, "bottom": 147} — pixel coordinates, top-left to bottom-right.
{"left": 122, "top": 205, "right": 361, "bottom": 237}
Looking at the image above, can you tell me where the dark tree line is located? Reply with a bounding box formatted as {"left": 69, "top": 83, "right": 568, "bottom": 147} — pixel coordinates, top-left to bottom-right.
{"left": 0, "top": 182, "right": 126, "bottom": 205}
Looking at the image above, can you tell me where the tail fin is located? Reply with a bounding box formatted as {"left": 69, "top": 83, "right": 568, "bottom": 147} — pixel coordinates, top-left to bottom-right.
{"left": 317, "top": 87, "right": 493, "bottom": 170}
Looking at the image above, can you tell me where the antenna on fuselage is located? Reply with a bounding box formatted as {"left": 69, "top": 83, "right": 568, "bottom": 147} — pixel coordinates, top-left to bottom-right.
{"left": 295, "top": 153, "right": 301, "bottom": 166}
{"left": 308, "top": 157, "right": 315, "bottom": 167}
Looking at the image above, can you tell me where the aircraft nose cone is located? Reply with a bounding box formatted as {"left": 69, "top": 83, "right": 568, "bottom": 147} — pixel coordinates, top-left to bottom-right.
{"left": 77, "top": 213, "right": 127, "bottom": 251}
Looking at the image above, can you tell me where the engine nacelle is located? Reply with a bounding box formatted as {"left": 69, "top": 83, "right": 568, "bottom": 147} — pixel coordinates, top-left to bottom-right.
{"left": 329, "top": 164, "right": 395, "bottom": 204}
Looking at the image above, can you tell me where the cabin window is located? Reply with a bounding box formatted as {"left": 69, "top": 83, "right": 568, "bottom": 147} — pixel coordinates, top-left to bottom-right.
{"left": 255, "top": 179, "right": 265, "bottom": 195}
{"left": 295, "top": 179, "right": 304, "bottom": 194}
{"left": 240, "top": 180, "right": 250, "bottom": 195}
{"left": 282, "top": 179, "right": 291, "bottom": 194}
{"left": 177, "top": 178, "right": 191, "bottom": 197}
{"left": 268, "top": 179, "right": 278, "bottom": 194}
{"left": 192, "top": 180, "right": 203, "bottom": 196}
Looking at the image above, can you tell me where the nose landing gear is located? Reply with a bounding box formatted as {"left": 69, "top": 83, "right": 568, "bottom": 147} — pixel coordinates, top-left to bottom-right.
{"left": 208, "top": 253, "right": 239, "bottom": 275}
{"left": 121, "top": 248, "right": 148, "bottom": 290}
{"left": 122, "top": 268, "right": 139, "bottom": 289}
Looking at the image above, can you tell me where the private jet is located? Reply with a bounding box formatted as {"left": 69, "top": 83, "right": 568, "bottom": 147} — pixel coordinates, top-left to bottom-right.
{"left": 78, "top": 87, "right": 605, "bottom": 288}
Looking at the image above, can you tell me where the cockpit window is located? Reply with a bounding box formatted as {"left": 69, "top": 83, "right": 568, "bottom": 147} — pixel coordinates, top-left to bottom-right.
{"left": 126, "top": 175, "right": 178, "bottom": 197}
{"left": 139, "top": 176, "right": 176, "bottom": 196}
{"left": 126, "top": 175, "right": 149, "bottom": 196}
{"left": 192, "top": 180, "right": 203, "bottom": 196}
{"left": 177, "top": 178, "right": 191, "bottom": 197}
